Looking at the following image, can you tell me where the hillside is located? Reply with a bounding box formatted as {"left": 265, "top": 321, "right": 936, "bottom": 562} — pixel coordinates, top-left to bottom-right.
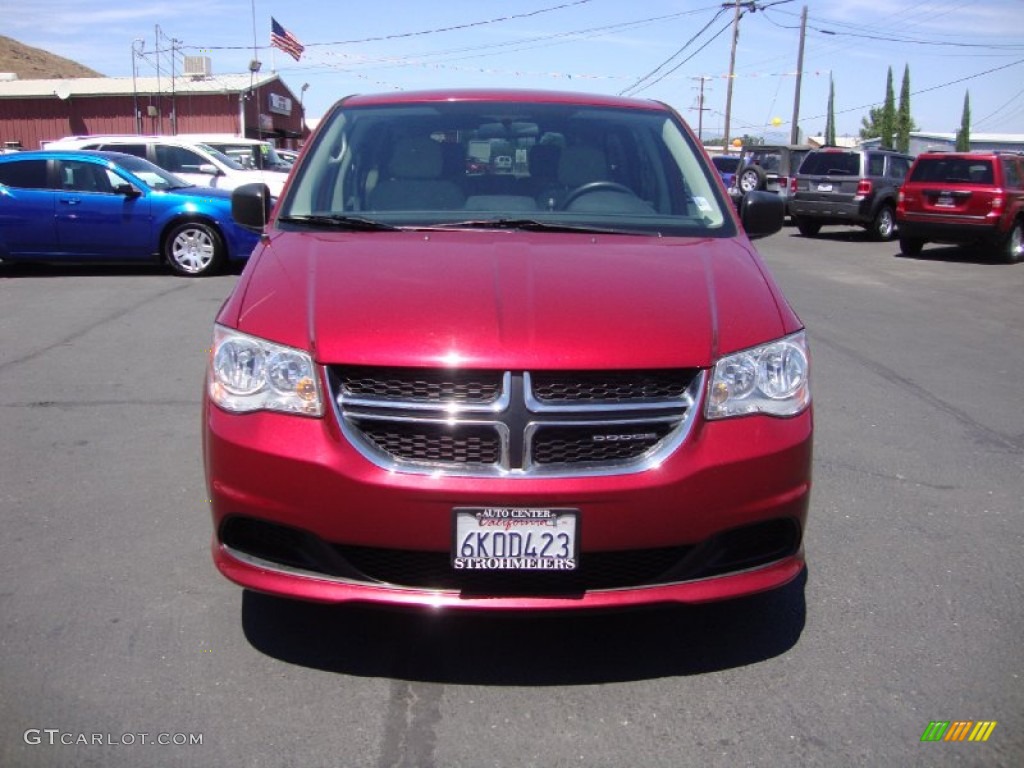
{"left": 0, "top": 35, "right": 103, "bottom": 79}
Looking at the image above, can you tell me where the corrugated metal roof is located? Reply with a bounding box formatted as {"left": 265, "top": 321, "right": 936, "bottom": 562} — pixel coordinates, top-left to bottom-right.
{"left": 0, "top": 73, "right": 280, "bottom": 99}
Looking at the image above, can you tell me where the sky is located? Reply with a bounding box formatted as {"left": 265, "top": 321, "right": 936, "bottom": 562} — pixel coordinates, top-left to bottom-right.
{"left": 5, "top": 0, "right": 1024, "bottom": 142}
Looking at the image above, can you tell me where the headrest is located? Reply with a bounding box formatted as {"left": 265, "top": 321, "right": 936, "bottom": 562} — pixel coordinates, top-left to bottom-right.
{"left": 528, "top": 144, "right": 561, "bottom": 179}
{"left": 388, "top": 136, "right": 443, "bottom": 180}
{"left": 558, "top": 146, "right": 607, "bottom": 187}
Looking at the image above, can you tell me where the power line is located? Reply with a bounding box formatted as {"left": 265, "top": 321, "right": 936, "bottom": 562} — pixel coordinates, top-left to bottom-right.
{"left": 801, "top": 57, "right": 1024, "bottom": 123}
{"left": 182, "top": 0, "right": 596, "bottom": 53}
{"left": 619, "top": 7, "right": 731, "bottom": 96}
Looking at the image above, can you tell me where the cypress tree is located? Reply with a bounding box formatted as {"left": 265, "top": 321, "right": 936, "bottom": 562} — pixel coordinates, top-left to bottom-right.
{"left": 881, "top": 67, "right": 895, "bottom": 149}
{"left": 825, "top": 76, "right": 836, "bottom": 145}
{"left": 896, "top": 65, "right": 912, "bottom": 153}
{"left": 956, "top": 91, "right": 971, "bottom": 152}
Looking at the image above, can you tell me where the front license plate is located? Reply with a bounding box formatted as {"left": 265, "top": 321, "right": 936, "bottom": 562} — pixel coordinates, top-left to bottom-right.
{"left": 817, "top": 182, "right": 833, "bottom": 192}
{"left": 453, "top": 507, "right": 578, "bottom": 571}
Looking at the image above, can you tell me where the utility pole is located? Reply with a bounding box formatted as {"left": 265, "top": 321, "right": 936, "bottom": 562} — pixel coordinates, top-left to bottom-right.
{"left": 693, "top": 76, "right": 712, "bottom": 143}
{"left": 789, "top": 6, "right": 807, "bottom": 144}
{"left": 722, "top": 1, "right": 758, "bottom": 152}
{"left": 154, "top": 25, "right": 163, "bottom": 134}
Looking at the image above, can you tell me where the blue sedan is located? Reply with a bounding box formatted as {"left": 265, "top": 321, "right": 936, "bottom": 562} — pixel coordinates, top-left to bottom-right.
{"left": 0, "top": 150, "right": 260, "bottom": 276}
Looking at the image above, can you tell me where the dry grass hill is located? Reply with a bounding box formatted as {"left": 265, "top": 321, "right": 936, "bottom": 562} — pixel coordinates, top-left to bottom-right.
{"left": 0, "top": 35, "right": 103, "bottom": 79}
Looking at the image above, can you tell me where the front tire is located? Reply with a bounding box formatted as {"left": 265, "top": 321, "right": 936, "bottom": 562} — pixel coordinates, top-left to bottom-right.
{"left": 164, "top": 221, "right": 225, "bottom": 277}
{"left": 1001, "top": 219, "right": 1023, "bottom": 264}
{"left": 870, "top": 204, "right": 896, "bottom": 241}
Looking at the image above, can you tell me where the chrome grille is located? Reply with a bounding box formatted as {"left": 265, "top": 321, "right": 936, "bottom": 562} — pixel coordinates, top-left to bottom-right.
{"left": 530, "top": 370, "right": 689, "bottom": 404}
{"left": 352, "top": 420, "right": 503, "bottom": 466}
{"left": 331, "top": 367, "right": 704, "bottom": 477}
{"left": 529, "top": 422, "right": 676, "bottom": 465}
{"left": 339, "top": 366, "right": 505, "bottom": 406}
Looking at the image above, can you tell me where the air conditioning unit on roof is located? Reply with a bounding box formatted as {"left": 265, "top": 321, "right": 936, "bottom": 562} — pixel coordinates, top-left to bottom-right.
{"left": 183, "top": 56, "right": 212, "bottom": 78}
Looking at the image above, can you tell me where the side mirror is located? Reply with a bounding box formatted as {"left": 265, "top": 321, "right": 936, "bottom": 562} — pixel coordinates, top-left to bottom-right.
{"left": 740, "top": 190, "right": 784, "bottom": 239}
{"left": 232, "top": 183, "right": 273, "bottom": 232}
{"left": 114, "top": 183, "right": 142, "bottom": 198}
{"left": 197, "top": 163, "right": 221, "bottom": 177}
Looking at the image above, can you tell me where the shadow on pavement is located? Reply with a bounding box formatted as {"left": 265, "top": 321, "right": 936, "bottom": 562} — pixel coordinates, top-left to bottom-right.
{"left": 0, "top": 260, "right": 247, "bottom": 278}
{"left": 892, "top": 244, "right": 1008, "bottom": 265}
{"left": 241, "top": 568, "right": 807, "bottom": 685}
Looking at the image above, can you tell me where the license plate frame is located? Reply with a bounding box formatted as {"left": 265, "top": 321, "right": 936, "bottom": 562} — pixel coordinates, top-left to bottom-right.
{"left": 936, "top": 193, "right": 955, "bottom": 208}
{"left": 452, "top": 507, "right": 579, "bottom": 571}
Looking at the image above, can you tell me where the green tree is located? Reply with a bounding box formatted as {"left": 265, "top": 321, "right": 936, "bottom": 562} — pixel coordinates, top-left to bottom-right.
{"left": 896, "top": 65, "right": 912, "bottom": 153}
{"left": 824, "top": 75, "right": 836, "bottom": 145}
{"left": 881, "top": 67, "right": 896, "bottom": 148}
{"left": 956, "top": 91, "right": 971, "bottom": 151}
{"left": 860, "top": 106, "right": 884, "bottom": 140}
{"left": 860, "top": 66, "right": 918, "bottom": 143}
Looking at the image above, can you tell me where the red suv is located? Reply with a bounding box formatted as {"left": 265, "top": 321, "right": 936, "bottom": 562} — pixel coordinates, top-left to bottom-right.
{"left": 206, "top": 89, "right": 812, "bottom": 611}
{"left": 896, "top": 151, "right": 1024, "bottom": 263}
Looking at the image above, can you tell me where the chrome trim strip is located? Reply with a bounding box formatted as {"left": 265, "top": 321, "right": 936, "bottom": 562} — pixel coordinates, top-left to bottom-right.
{"left": 222, "top": 539, "right": 796, "bottom": 593}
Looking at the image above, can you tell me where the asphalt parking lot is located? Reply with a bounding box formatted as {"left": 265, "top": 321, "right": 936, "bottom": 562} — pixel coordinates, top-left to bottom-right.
{"left": 1, "top": 226, "right": 1021, "bottom": 768}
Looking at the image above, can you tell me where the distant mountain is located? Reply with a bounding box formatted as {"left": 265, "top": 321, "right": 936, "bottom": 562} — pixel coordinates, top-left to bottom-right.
{"left": 0, "top": 35, "right": 103, "bottom": 79}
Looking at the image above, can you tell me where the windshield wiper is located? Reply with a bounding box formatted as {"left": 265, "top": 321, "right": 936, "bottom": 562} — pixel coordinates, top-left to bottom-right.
{"left": 433, "top": 218, "right": 642, "bottom": 235}
{"left": 279, "top": 214, "right": 400, "bottom": 231}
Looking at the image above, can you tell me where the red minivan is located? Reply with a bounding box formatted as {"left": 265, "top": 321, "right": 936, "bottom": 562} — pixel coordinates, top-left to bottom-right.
{"left": 204, "top": 89, "right": 812, "bottom": 611}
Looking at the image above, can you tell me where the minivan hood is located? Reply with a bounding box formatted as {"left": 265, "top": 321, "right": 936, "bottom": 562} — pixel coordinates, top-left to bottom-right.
{"left": 226, "top": 230, "right": 792, "bottom": 370}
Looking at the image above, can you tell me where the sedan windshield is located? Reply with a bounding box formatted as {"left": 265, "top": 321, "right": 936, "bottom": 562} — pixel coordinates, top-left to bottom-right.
{"left": 282, "top": 100, "right": 731, "bottom": 237}
{"left": 100, "top": 152, "right": 192, "bottom": 190}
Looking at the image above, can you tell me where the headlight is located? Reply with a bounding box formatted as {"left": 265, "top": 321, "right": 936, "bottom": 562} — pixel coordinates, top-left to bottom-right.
{"left": 208, "top": 325, "right": 322, "bottom": 416}
{"left": 706, "top": 331, "right": 810, "bottom": 419}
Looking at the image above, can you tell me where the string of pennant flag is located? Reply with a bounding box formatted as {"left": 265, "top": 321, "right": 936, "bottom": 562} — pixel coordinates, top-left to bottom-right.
{"left": 312, "top": 51, "right": 830, "bottom": 83}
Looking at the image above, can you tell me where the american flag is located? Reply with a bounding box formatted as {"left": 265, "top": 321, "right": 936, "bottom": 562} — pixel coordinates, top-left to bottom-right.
{"left": 270, "top": 18, "right": 305, "bottom": 62}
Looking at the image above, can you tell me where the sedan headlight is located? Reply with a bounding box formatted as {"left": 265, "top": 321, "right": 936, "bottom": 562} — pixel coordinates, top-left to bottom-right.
{"left": 208, "top": 325, "right": 322, "bottom": 416}
{"left": 706, "top": 331, "right": 810, "bottom": 419}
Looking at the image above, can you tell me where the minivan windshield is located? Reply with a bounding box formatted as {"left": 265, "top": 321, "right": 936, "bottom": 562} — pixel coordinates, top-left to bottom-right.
{"left": 282, "top": 99, "right": 731, "bottom": 237}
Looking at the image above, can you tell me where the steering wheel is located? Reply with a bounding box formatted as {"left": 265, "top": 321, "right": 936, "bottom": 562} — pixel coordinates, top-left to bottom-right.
{"left": 561, "top": 181, "right": 637, "bottom": 209}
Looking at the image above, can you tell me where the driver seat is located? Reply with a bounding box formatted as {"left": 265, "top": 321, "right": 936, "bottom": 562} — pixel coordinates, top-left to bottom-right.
{"left": 536, "top": 145, "right": 608, "bottom": 210}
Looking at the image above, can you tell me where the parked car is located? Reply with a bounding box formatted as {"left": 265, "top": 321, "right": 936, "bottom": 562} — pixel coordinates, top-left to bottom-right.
{"left": 0, "top": 150, "right": 259, "bottom": 276}
{"left": 896, "top": 151, "right": 1024, "bottom": 263}
{"left": 177, "top": 134, "right": 294, "bottom": 173}
{"left": 205, "top": 88, "right": 811, "bottom": 612}
{"left": 790, "top": 146, "right": 913, "bottom": 240}
{"left": 43, "top": 135, "right": 290, "bottom": 197}
{"left": 729, "top": 144, "right": 813, "bottom": 213}
{"left": 711, "top": 154, "right": 741, "bottom": 189}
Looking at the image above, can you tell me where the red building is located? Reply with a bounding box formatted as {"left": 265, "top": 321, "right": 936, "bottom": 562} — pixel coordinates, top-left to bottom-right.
{"left": 0, "top": 68, "right": 306, "bottom": 150}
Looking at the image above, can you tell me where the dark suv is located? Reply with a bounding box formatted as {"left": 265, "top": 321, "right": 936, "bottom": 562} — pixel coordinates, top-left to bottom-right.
{"left": 729, "top": 144, "right": 812, "bottom": 213}
{"left": 896, "top": 151, "right": 1024, "bottom": 264}
{"left": 790, "top": 147, "right": 913, "bottom": 240}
